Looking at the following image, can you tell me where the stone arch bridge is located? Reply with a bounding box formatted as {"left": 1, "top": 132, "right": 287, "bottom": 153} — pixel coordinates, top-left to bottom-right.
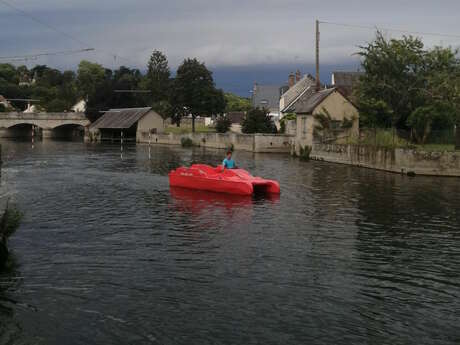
{"left": 0, "top": 112, "right": 90, "bottom": 140}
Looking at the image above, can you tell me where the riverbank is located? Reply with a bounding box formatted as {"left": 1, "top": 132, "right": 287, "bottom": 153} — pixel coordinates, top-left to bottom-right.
{"left": 311, "top": 143, "right": 460, "bottom": 177}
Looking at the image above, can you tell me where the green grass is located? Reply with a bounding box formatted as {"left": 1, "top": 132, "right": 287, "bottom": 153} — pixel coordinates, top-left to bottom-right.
{"left": 165, "top": 125, "right": 216, "bottom": 134}
{"left": 348, "top": 129, "right": 409, "bottom": 148}
{"left": 414, "top": 144, "right": 456, "bottom": 152}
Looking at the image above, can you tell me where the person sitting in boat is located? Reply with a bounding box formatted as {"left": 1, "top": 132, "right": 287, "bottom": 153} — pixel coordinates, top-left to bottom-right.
{"left": 222, "top": 150, "right": 237, "bottom": 169}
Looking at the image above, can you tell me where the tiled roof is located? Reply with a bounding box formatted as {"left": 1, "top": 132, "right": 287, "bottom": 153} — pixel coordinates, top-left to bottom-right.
{"left": 280, "top": 74, "right": 316, "bottom": 112}
{"left": 286, "top": 88, "right": 337, "bottom": 114}
{"left": 332, "top": 71, "right": 364, "bottom": 87}
{"left": 90, "top": 107, "right": 152, "bottom": 129}
{"left": 332, "top": 71, "right": 364, "bottom": 98}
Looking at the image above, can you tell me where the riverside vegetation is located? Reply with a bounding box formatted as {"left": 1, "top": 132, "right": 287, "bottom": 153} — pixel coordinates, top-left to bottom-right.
{"left": 0, "top": 202, "right": 22, "bottom": 270}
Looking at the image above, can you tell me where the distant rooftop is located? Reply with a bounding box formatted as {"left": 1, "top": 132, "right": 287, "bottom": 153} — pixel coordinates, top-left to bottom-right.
{"left": 90, "top": 107, "right": 152, "bottom": 129}
{"left": 251, "top": 84, "right": 281, "bottom": 113}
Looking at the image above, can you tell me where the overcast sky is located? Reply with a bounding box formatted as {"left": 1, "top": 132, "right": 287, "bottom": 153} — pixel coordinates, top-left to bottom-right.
{"left": 1, "top": 0, "right": 459, "bottom": 95}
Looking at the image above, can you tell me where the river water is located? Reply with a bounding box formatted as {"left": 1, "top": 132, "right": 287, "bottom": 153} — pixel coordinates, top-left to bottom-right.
{"left": 0, "top": 141, "right": 459, "bottom": 345}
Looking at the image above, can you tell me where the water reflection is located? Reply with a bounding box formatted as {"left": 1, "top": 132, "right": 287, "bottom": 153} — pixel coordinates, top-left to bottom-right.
{"left": 1, "top": 141, "right": 460, "bottom": 345}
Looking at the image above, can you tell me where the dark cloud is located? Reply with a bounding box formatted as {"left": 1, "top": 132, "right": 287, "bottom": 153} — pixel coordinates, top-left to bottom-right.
{"left": 1, "top": 0, "right": 459, "bottom": 94}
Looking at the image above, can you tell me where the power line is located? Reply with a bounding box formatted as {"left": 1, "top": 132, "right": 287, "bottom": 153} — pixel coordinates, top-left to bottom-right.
{"left": 319, "top": 20, "right": 460, "bottom": 39}
{"left": 114, "top": 90, "right": 151, "bottom": 93}
{"left": 0, "top": 48, "right": 95, "bottom": 61}
{"left": 0, "top": 0, "right": 90, "bottom": 47}
{"left": 0, "top": 0, "right": 138, "bottom": 67}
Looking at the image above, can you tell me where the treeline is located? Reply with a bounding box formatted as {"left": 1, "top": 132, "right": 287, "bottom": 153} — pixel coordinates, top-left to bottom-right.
{"left": 0, "top": 51, "right": 252, "bottom": 126}
{"left": 0, "top": 64, "right": 79, "bottom": 112}
{"left": 356, "top": 32, "right": 460, "bottom": 143}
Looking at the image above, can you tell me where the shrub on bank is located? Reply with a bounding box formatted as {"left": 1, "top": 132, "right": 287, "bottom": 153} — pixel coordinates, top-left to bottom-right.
{"left": 215, "top": 116, "right": 232, "bottom": 133}
{"left": 299, "top": 145, "right": 312, "bottom": 161}
{"left": 0, "top": 203, "right": 22, "bottom": 269}
{"left": 180, "top": 137, "right": 194, "bottom": 147}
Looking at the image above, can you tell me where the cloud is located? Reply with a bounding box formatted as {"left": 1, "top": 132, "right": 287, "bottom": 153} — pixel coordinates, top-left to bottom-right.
{"left": 1, "top": 0, "right": 459, "bottom": 71}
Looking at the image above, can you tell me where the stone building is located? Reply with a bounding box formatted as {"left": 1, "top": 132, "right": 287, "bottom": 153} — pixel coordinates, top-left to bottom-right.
{"left": 286, "top": 88, "right": 359, "bottom": 153}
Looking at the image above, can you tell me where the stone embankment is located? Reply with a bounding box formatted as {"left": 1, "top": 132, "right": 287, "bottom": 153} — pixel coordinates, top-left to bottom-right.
{"left": 144, "top": 132, "right": 294, "bottom": 153}
{"left": 311, "top": 143, "right": 460, "bottom": 177}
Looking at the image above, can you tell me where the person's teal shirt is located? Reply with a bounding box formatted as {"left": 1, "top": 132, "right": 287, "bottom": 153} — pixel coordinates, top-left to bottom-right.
{"left": 223, "top": 158, "right": 236, "bottom": 169}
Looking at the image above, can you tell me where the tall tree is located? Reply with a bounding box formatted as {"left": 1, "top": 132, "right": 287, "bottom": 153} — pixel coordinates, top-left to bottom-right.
{"left": 147, "top": 50, "right": 170, "bottom": 103}
{"left": 356, "top": 32, "right": 426, "bottom": 128}
{"left": 76, "top": 60, "right": 106, "bottom": 100}
{"left": 356, "top": 32, "right": 460, "bottom": 144}
{"left": 170, "top": 58, "right": 226, "bottom": 132}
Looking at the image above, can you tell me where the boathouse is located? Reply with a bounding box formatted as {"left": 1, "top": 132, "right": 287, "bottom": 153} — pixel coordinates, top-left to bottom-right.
{"left": 89, "top": 107, "right": 164, "bottom": 142}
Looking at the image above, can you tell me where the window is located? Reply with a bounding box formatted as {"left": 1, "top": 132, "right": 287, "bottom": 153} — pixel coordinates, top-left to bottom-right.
{"left": 330, "top": 120, "right": 341, "bottom": 131}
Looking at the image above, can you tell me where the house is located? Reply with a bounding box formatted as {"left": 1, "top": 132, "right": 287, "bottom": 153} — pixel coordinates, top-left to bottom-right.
{"left": 331, "top": 71, "right": 364, "bottom": 100}
{"left": 227, "top": 111, "right": 245, "bottom": 133}
{"left": 251, "top": 83, "right": 282, "bottom": 119}
{"left": 0, "top": 95, "right": 12, "bottom": 110}
{"left": 71, "top": 99, "right": 86, "bottom": 113}
{"left": 287, "top": 88, "right": 359, "bottom": 153}
{"left": 23, "top": 104, "right": 38, "bottom": 113}
{"left": 89, "top": 107, "right": 165, "bottom": 142}
{"left": 279, "top": 73, "right": 317, "bottom": 117}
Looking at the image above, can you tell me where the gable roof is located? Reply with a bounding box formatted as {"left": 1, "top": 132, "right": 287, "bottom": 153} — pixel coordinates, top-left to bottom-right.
{"left": 332, "top": 71, "right": 364, "bottom": 87}
{"left": 286, "top": 88, "right": 338, "bottom": 114}
{"left": 280, "top": 74, "right": 316, "bottom": 112}
{"left": 332, "top": 71, "right": 364, "bottom": 98}
{"left": 90, "top": 107, "right": 152, "bottom": 129}
{"left": 252, "top": 85, "right": 281, "bottom": 112}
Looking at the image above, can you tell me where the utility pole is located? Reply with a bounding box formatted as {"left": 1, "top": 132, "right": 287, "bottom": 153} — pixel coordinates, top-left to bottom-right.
{"left": 315, "top": 19, "right": 320, "bottom": 92}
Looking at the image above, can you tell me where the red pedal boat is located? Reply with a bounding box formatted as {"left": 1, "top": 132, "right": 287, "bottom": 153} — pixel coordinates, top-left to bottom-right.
{"left": 169, "top": 164, "right": 280, "bottom": 195}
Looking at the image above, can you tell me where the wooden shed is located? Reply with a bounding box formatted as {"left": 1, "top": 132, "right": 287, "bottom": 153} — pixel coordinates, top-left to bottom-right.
{"left": 89, "top": 107, "right": 164, "bottom": 142}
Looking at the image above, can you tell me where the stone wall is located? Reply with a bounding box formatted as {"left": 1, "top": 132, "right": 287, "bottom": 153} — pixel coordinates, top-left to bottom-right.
{"left": 143, "top": 132, "right": 293, "bottom": 153}
{"left": 311, "top": 143, "right": 460, "bottom": 177}
{"left": 285, "top": 119, "right": 297, "bottom": 136}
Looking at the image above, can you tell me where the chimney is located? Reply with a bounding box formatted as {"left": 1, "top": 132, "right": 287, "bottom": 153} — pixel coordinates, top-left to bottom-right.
{"left": 295, "top": 70, "right": 301, "bottom": 82}
{"left": 288, "top": 72, "right": 295, "bottom": 88}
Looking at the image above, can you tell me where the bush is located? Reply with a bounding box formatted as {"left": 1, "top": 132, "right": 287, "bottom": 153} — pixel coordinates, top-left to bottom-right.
{"left": 280, "top": 113, "right": 296, "bottom": 133}
{"left": 0, "top": 203, "right": 22, "bottom": 269}
{"left": 299, "top": 145, "right": 312, "bottom": 161}
{"left": 241, "top": 108, "right": 277, "bottom": 134}
{"left": 215, "top": 116, "right": 232, "bottom": 133}
{"left": 407, "top": 102, "right": 456, "bottom": 144}
{"left": 180, "top": 137, "right": 194, "bottom": 147}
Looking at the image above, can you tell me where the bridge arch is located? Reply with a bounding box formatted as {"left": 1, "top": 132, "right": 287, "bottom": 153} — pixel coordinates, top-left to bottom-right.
{"left": 2, "top": 123, "right": 44, "bottom": 139}
{"left": 47, "top": 123, "right": 86, "bottom": 140}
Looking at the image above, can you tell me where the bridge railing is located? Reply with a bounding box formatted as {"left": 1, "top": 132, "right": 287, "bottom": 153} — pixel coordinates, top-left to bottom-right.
{"left": 0, "top": 112, "right": 88, "bottom": 120}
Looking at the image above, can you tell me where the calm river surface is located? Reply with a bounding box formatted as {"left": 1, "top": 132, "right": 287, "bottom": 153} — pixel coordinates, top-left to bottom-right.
{"left": 0, "top": 141, "right": 459, "bottom": 345}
